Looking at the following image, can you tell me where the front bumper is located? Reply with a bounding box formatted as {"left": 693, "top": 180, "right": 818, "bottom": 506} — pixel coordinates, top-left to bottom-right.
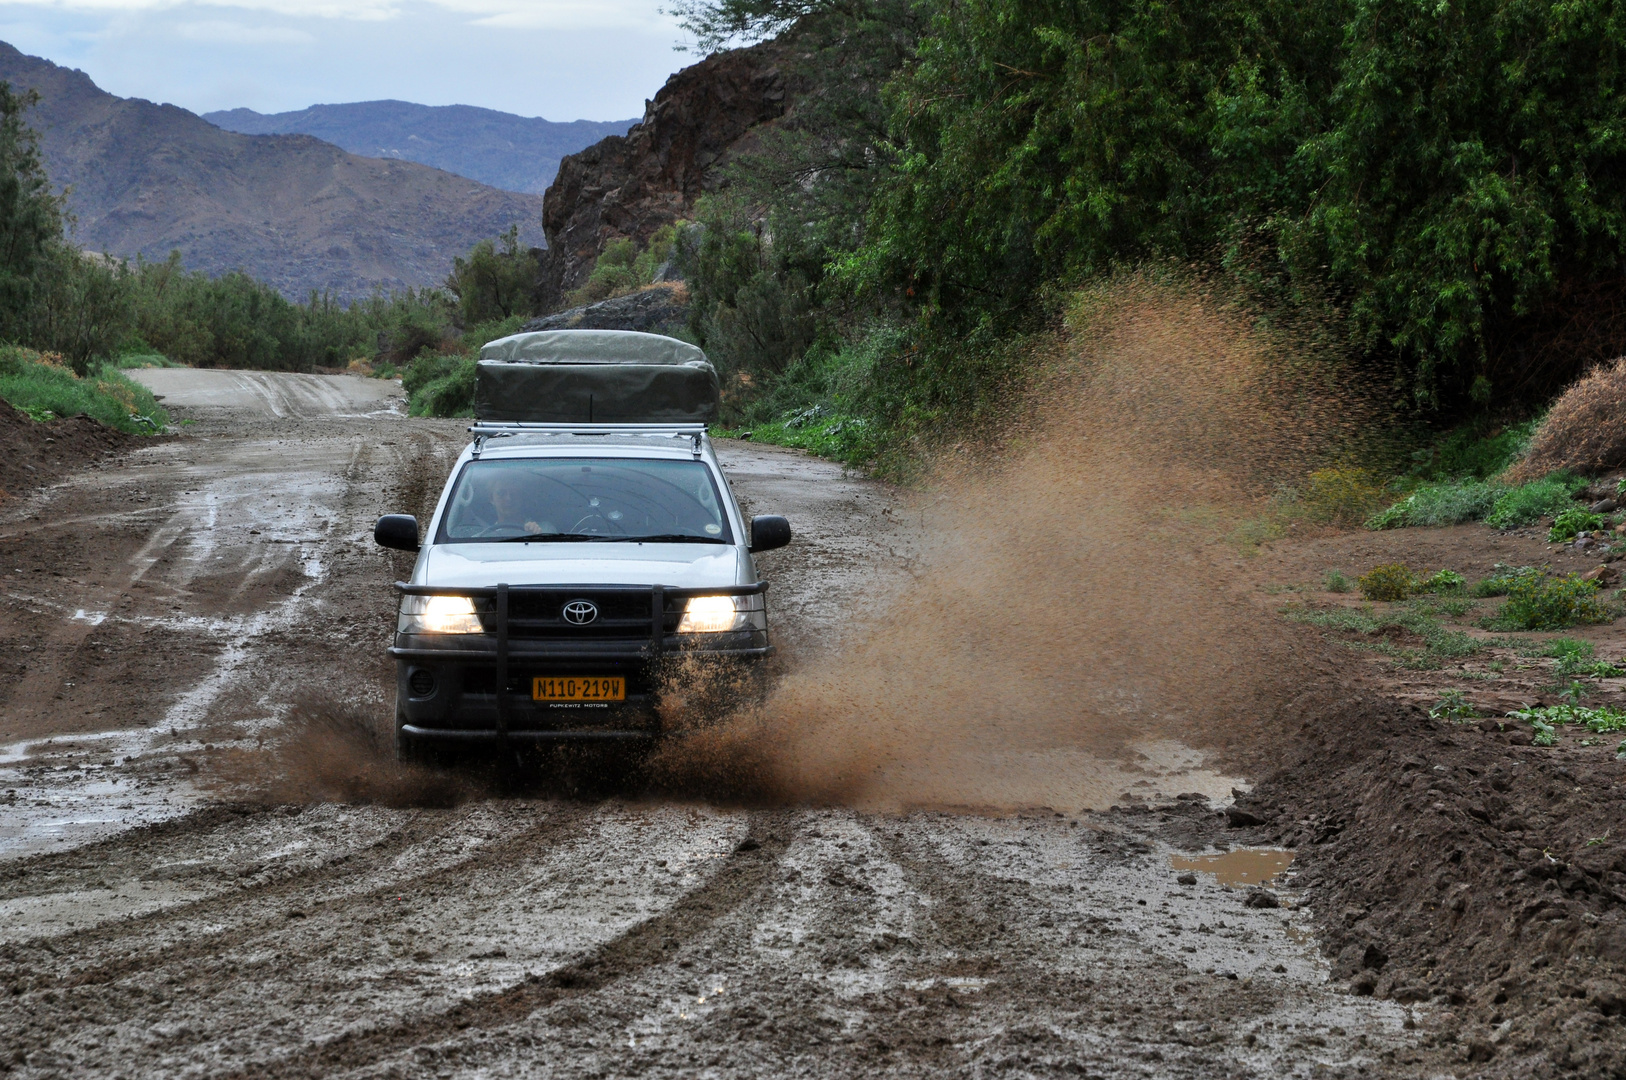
{"left": 390, "top": 582, "right": 771, "bottom": 744}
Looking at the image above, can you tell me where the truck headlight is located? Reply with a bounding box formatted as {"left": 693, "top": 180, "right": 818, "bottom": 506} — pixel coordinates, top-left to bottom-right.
{"left": 398, "top": 594, "right": 486, "bottom": 634}
{"left": 676, "top": 593, "right": 766, "bottom": 634}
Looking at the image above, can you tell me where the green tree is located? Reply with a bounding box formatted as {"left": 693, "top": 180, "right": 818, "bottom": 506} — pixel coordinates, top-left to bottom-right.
{"left": 0, "top": 82, "right": 63, "bottom": 343}
{"left": 446, "top": 225, "right": 541, "bottom": 326}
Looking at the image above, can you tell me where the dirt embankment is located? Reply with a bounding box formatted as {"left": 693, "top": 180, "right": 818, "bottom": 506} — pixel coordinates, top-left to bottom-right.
{"left": 0, "top": 402, "right": 136, "bottom": 506}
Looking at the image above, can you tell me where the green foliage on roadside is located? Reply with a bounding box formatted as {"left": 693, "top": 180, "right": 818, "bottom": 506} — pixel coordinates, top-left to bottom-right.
{"left": 0, "top": 345, "right": 167, "bottom": 433}
{"left": 1429, "top": 690, "right": 1480, "bottom": 721}
{"left": 1322, "top": 569, "right": 1352, "bottom": 593}
{"left": 404, "top": 354, "right": 477, "bottom": 418}
{"left": 1483, "top": 475, "right": 1588, "bottom": 529}
{"left": 1367, "top": 479, "right": 1508, "bottom": 529}
{"left": 1419, "top": 570, "right": 1466, "bottom": 595}
{"left": 1483, "top": 568, "right": 1609, "bottom": 631}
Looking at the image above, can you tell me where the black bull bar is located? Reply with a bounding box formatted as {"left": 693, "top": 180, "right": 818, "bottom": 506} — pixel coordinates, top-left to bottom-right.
{"left": 390, "top": 581, "right": 769, "bottom": 748}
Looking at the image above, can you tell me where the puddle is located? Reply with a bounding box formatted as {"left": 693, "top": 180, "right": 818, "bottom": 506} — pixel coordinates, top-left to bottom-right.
{"left": 1170, "top": 847, "right": 1295, "bottom": 887}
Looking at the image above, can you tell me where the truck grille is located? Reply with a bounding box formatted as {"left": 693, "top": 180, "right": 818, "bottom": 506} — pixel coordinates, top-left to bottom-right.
{"left": 499, "top": 590, "right": 682, "bottom": 640}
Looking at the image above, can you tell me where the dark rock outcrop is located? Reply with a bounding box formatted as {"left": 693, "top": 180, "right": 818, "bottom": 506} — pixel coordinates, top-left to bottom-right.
{"left": 537, "top": 40, "right": 791, "bottom": 310}
{"left": 519, "top": 283, "right": 690, "bottom": 335}
{"left": 0, "top": 42, "right": 544, "bottom": 300}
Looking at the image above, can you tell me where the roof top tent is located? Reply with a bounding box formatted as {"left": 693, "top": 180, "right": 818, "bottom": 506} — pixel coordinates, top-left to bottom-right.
{"left": 474, "top": 329, "right": 720, "bottom": 424}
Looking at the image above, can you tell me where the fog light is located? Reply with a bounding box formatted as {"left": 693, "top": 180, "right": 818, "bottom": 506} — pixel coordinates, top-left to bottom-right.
{"left": 408, "top": 668, "right": 436, "bottom": 697}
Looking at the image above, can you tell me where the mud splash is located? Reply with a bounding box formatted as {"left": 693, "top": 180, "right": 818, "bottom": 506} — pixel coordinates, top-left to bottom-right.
{"left": 214, "top": 693, "right": 476, "bottom": 807}
{"left": 651, "top": 275, "right": 1363, "bottom": 810}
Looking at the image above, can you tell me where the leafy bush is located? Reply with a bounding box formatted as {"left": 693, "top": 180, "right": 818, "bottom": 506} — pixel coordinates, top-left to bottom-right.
{"left": 1412, "top": 421, "right": 1539, "bottom": 481}
{"left": 1418, "top": 570, "right": 1466, "bottom": 594}
{"left": 1429, "top": 690, "right": 1480, "bottom": 721}
{"left": 1367, "top": 479, "right": 1507, "bottom": 529}
{"left": 1485, "top": 569, "right": 1608, "bottom": 631}
{"left": 1358, "top": 564, "right": 1416, "bottom": 602}
{"left": 1549, "top": 507, "right": 1607, "bottom": 542}
{"left": 1472, "top": 564, "right": 1532, "bottom": 597}
{"left": 1483, "top": 475, "right": 1587, "bottom": 529}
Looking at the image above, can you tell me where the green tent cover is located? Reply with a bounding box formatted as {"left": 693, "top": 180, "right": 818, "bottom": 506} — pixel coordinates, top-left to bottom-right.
{"left": 474, "top": 330, "right": 719, "bottom": 423}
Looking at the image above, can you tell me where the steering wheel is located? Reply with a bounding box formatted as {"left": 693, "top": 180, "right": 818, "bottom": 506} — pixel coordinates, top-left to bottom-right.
{"left": 570, "top": 514, "right": 626, "bottom": 536}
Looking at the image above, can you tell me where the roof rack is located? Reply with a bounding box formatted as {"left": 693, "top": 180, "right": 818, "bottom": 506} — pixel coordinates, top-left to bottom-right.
{"left": 468, "top": 421, "right": 707, "bottom": 458}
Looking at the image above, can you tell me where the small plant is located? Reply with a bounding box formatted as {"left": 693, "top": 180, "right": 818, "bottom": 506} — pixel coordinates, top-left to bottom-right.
{"left": 1549, "top": 507, "right": 1607, "bottom": 542}
{"left": 1473, "top": 564, "right": 1533, "bottom": 597}
{"left": 1418, "top": 569, "right": 1466, "bottom": 594}
{"left": 1358, "top": 564, "right": 1416, "bottom": 602}
{"left": 1486, "top": 569, "right": 1609, "bottom": 631}
{"left": 1323, "top": 569, "right": 1353, "bottom": 593}
{"left": 1618, "top": 739, "right": 1626, "bottom": 761}
{"left": 1509, "top": 701, "right": 1626, "bottom": 735}
{"left": 1429, "top": 690, "right": 1480, "bottom": 721}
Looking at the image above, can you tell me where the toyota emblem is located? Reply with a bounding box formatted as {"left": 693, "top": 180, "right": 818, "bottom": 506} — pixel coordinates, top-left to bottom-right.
{"left": 562, "top": 600, "right": 599, "bottom": 625}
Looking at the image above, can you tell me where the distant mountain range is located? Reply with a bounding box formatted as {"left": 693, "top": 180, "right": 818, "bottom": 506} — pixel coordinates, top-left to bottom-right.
{"left": 205, "top": 102, "right": 636, "bottom": 195}
{"left": 0, "top": 42, "right": 545, "bottom": 300}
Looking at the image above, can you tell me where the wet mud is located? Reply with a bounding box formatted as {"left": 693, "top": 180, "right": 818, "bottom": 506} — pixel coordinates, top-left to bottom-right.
{"left": 1, "top": 332, "right": 1620, "bottom": 1077}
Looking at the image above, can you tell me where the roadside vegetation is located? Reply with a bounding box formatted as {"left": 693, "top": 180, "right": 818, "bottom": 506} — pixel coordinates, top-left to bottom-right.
{"left": 0, "top": 346, "right": 167, "bottom": 433}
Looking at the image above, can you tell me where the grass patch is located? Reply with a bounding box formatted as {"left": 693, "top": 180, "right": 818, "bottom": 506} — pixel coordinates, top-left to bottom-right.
{"left": 1483, "top": 474, "right": 1588, "bottom": 529}
{"left": 1283, "top": 603, "right": 1484, "bottom": 669}
{"left": 0, "top": 347, "right": 167, "bottom": 434}
{"left": 1367, "top": 478, "right": 1507, "bottom": 529}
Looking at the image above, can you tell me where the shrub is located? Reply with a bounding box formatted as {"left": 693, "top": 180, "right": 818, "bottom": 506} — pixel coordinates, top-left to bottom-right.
{"left": 1323, "top": 569, "right": 1352, "bottom": 593}
{"left": 407, "top": 358, "right": 477, "bottom": 418}
{"left": 1358, "top": 564, "right": 1416, "bottom": 602}
{"left": 1415, "top": 421, "right": 1539, "bottom": 481}
{"left": 1549, "top": 507, "right": 1607, "bottom": 542}
{"left": 1473, "top": 564, "right": 1532, "bottom": 597}
{"left": 1509, "top": 358, "right": 1626, "bottom": 481}
{"left": 1295, "top": 468, "right": 1384, "bottom": 526}
{"left": 1419, "top": 570, "right": 1466, "bottom": 594}
{"left": 1367, "top": 479, "right": 1507, "bottom": 529}
{"left": 1483, "top": 475, "right": 1587, "bottom": 529}
{"left": 1486, "top": 569, "right": 1609, "bottom": 631}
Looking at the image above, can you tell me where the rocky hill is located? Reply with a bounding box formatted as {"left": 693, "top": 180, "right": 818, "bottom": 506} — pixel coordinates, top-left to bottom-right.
{"left": 537, "top": 38, "right": 792, "bottom": 309}
{"left": 204, "top": 102, "right": 635, "bottom": 195}
{"left": 0, "top": 43, "right": 544, "bottom": 300}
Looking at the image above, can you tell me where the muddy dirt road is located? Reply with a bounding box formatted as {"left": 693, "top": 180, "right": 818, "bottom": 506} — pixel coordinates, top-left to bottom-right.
{"left": 0, "top": 372, "right": 1447, "bottom": 1077}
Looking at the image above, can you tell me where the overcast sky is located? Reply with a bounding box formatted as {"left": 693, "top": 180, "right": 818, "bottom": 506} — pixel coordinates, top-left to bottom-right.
{"left": 0, "top": 0, "right": 693, "bottom": 120}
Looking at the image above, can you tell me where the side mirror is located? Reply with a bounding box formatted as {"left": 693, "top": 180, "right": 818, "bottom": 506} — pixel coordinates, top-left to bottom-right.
{"left": 749, "top": 514, "right": 791, "bottom": 554}
{"left": 374, "top": 514, "right": 420, "bottom": 553}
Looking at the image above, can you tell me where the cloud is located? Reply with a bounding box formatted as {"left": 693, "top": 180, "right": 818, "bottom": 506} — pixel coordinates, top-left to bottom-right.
{"left": 175, "top": 18, "right": 313, "bottom": 40}
{"left": 0, "top": 0, "right": 673, "bottom": 28}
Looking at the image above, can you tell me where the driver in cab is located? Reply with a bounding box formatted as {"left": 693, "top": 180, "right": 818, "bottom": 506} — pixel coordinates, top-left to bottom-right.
{"left": 489, "top": 471, "right": 557, "bottom": 536}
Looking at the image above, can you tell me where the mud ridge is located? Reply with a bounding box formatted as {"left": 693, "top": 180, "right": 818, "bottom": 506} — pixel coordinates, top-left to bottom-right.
{"left": 1235, "top": 692, "right": 1626, "bottom": 1077}
{"left": 238, "top": 814, "right": 793, "bottom": 1078}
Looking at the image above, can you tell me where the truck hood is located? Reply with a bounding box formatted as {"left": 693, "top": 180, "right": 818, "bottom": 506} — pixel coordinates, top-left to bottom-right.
{"left": 416, "top": 542, "right": 750, "bottom": 590}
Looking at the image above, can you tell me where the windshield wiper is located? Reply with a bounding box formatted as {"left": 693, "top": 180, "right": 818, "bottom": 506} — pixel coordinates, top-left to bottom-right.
{"left": 491, "top": 533, "right": 597, "bottom": 543}
{"left": 592, "top": 533, "right": 729, "bottom": 544}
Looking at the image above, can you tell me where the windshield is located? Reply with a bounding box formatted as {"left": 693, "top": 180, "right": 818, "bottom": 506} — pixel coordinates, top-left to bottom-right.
{"left": 435, "top": 457, "right": 734, "bottom": 544}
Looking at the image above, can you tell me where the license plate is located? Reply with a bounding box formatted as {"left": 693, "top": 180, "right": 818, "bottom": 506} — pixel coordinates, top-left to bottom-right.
{"left": 532, "top": 676, "right": 626, "bottom": 702}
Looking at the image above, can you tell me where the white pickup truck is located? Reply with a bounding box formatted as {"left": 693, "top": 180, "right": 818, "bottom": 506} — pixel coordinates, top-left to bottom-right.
{"left": 372, "top": 330, "right": 789, "bottom": 761}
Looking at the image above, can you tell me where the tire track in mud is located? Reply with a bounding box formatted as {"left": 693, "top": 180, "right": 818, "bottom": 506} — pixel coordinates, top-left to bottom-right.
{"left": 0, "top": 803, "right": 584, "bottom": 989}
{"left": 232, "top": 812, "right": 793, "bottom": 1079}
